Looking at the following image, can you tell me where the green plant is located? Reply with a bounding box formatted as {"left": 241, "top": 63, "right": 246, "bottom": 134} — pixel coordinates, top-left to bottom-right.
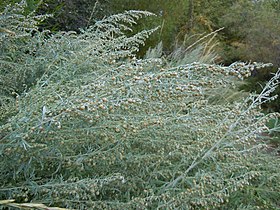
{"left": 1, "top": 2, "right": 280, "bottom": 209}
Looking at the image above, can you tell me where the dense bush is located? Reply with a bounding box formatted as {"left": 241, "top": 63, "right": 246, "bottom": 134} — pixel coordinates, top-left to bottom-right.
{"left": 1, "top": 2, "right": 280, "bottom": 209}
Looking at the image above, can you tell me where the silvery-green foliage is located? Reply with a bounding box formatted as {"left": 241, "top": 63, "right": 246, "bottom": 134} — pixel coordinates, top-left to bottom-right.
{"left": 1, "top": 2, "right": 280, "bottom": 210}
{"left": 0, "top": 3, "right": 157, "bottom": 122}
{"left": 0, "top": 0, "right": 50, "bottom": 105}
{"left": 145, "top": 41, "right": 163, "bottom": 59}
{"left": 0, "top": 0, "right": 50, "bottom": 39}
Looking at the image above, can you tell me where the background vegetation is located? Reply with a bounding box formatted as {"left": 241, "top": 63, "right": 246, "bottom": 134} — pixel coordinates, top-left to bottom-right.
{"left": 0, "top": 1, "right": 280, "bottom": 209}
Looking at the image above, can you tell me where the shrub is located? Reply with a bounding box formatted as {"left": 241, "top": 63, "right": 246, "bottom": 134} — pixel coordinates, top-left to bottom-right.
{"left": 1, "top": 2, "right": 280, "bottom": 209}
